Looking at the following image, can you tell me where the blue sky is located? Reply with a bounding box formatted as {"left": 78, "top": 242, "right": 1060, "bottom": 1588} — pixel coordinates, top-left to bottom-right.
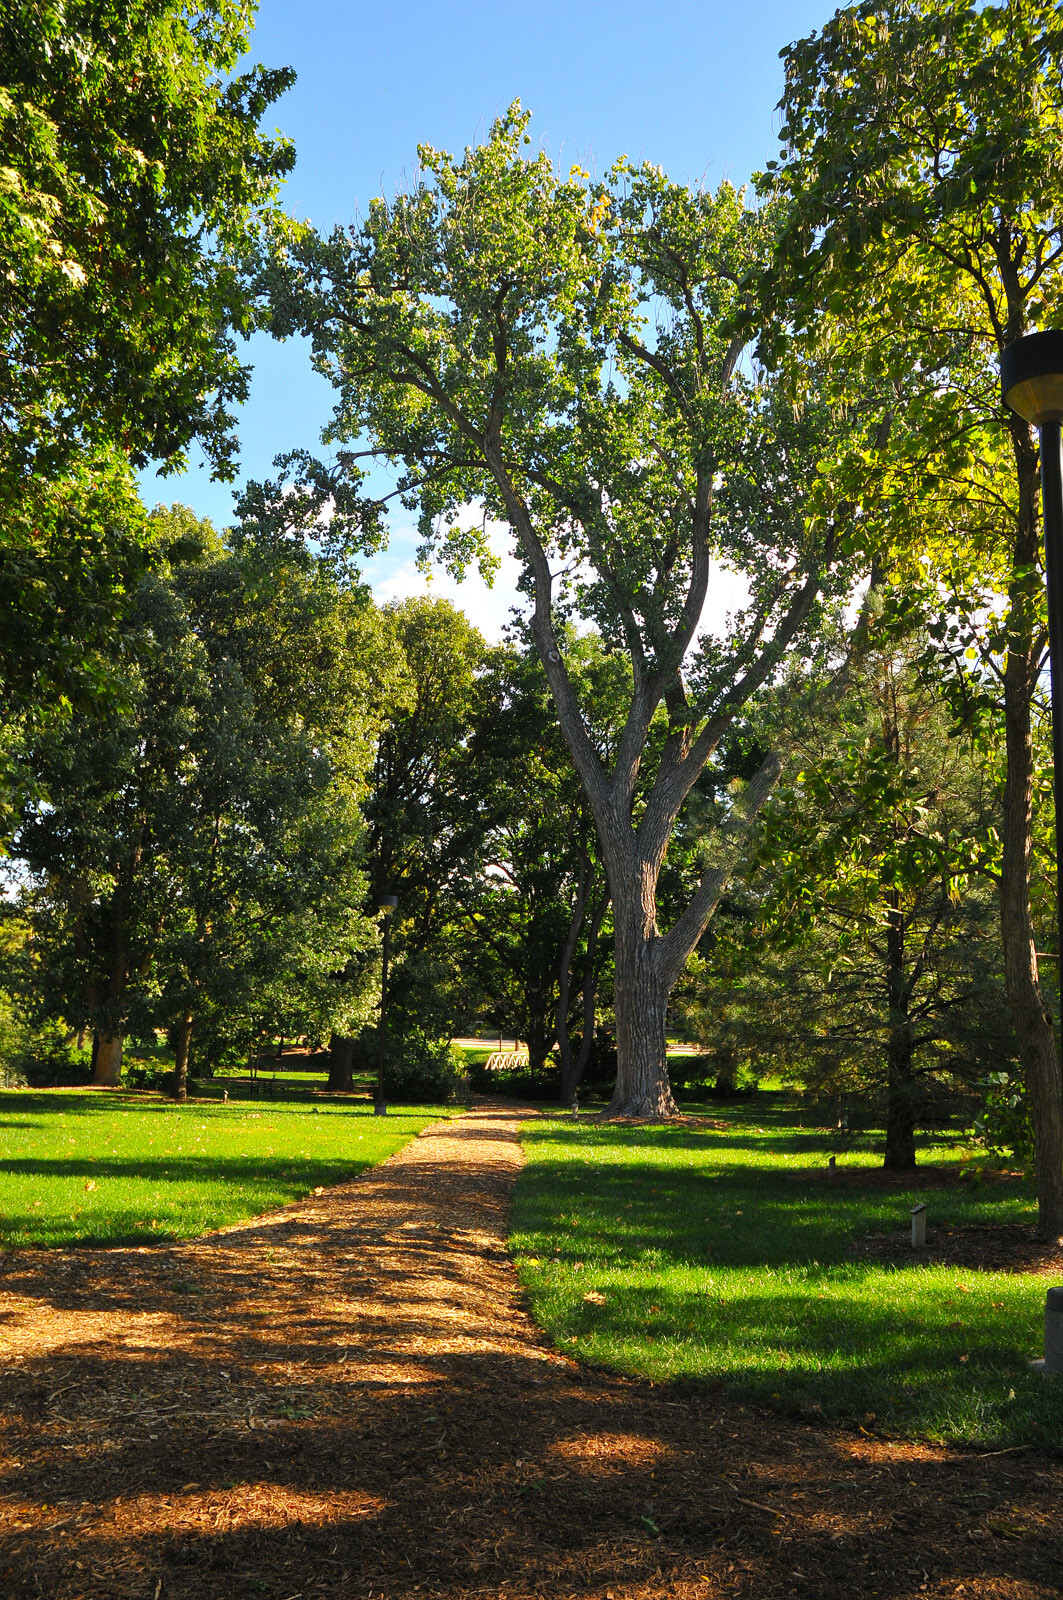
{"left": 141, "top": 0, "right": 835, "bottom": 635}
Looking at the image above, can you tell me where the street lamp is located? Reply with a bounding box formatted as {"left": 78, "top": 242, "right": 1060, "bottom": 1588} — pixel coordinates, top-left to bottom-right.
{"left": 375, "top": 894, "right": 399, "bottom": 1116}
{"left": 1001, "top": 330, "right": 1063, "bottom": 985}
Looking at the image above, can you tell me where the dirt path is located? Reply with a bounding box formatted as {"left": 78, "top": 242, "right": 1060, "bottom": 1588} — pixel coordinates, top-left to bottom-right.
{"left": 0, "top": 1104, "right": 1059, "bottom": 1599}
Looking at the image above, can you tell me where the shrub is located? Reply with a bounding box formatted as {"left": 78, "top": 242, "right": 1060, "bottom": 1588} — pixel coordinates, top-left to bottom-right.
{"left": 352, "top": 1029, "right": 468, "bottom": 1103}
{"left": 0, "top": 1012, "right": 89, "bottom": 1086}
{"left": 124, "top": 1062, "right": 176, "bottom": 1093}
{"left": 383, "top": 1039, "right": 467, "bottom": 1103}
{"left": 974, "top": 1072, "right": 1035, "bottom": 1170}
{"left": 466, "top": 1059, "right": 561, "bottom": 1101}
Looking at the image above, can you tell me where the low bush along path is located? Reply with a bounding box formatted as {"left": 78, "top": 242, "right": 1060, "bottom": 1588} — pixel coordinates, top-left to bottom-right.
{"left": 0, "top": 1105, "right": 1058, "bottom": 1600}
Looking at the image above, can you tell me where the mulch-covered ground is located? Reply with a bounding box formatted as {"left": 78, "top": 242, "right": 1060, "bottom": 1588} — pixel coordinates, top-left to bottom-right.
{"left": 850, "top": 1224, "right": 1063, "bottom": 1275}
{"left": 0, "top": 1104, "right": 1060, "bottom": 1600}
{"left": 787, "top": 1163, "right": 1024, "bottom": 1190}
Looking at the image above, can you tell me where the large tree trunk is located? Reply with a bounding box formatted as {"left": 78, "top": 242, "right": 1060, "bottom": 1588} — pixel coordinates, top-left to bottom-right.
{"left": 172, "top": 1014, "right": 193, "bottom": 1103}
{"left": 596, "top": 757, "right": 782, "bottom": 1119}
{"left": 327, "top": 1033, "right": 355, "bottom": 1092}
{"left": 998, "top": 426, "right": 1063, "bottom": 1242}
{"left": 607, "top": 885, "right": 678, "bottom": 1118}
{"left": 92, "top": 1032, "right": 123, "bottom": 1087}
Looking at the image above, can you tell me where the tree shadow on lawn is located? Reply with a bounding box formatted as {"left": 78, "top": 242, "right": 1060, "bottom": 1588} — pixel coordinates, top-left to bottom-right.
{"left": 0, "top": 1110, "right": 507, "bottom": 1250}
{"left": 0, "top": 1091, "right": 442, "bottom": 1119}
{"left": 560, "top": 1274, "right": 1063, "bottom": 1440}
{"left": 0, "top": 1333, "right": 1059, "bottom": 1598}
{"left": 0, "top": 1154, "right": 389, "bottom": 1249}
{"left": 0, "top": 1102, "right": 1058, "bottom": 1597}
{"left": 549, "top": 1115, "right": 971, "bottom": 1161}
{"left": 511, "top": 1138, "right": 1055, "bottom": 1448}
{"left": 515, "top": 1157, "right": 1035, "bottom": 1270}
{"left": 0, "top": 1092, "right": 177, "bottom": 1118}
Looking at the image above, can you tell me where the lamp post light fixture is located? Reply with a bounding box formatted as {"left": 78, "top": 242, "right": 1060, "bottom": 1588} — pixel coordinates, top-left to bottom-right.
{"left": 375, "top": 894, "right": 399, "bottom": 1116}
{"left": 1001, "top": 330, "right": 1063, "bottom": 991}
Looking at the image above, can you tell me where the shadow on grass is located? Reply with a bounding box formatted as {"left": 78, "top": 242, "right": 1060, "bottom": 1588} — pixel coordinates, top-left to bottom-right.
{"left": 0, "top": 1099, "right": 1056, "bottom": 1600}
{"left": 510, "top": 1113, "right": 1054, "bottom": 1449}
{"left": 0, "top": 1149, "right": 378, "bottom": 1248}
{"left": 0, "top": 1288, "right": 1058, "bottom": 1597}
{"left": 533, "top": 1117, "right": 970, "bottom": 1162}
{"left": 0, "top": 1104, "right": 475, "bottom": 1249}
{"left": 0, "top": 1092, "right": 453, "bottom": 1126}
{"left": 514, "top": 1155, "right": 1034, "bottom": 1272}
{"left": 557, "top": 1274, "right": 1060, "bottom": 1440}
{"left": 0, "top": 1156, "right": 365, "bottom": 1183}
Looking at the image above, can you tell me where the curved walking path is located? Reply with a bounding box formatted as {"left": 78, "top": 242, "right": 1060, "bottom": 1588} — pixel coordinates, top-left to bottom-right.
{"left": 0, "top": 1105, "right": 1059, "bottom": 1599}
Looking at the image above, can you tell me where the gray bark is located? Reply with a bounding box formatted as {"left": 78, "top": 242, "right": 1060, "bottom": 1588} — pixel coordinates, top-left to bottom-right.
{"left": 93, "top": 1032, "right": 123, "bottom": 1087}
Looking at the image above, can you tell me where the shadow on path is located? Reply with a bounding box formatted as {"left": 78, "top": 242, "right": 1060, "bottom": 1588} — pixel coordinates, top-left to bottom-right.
{"left": 0, "top": 1105, "right": 1058, "bottom": 1599}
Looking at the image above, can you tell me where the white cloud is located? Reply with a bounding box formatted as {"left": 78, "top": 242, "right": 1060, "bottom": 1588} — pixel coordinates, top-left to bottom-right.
{"left": 698, "top": 562, "right": 753, "bottom": 640}
{"left": 363, "top": 517, "right": 753, "bottom": 649}
{"left": 363, "top": 522, "right": 527, "bottom": 643}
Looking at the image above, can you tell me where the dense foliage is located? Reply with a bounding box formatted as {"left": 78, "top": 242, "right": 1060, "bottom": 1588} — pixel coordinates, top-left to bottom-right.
{"left": 251, "top": 105, "right": 882, "bottom": 1116}
{"left": 1, "top": 0, "right": 1060, "bottom": 1234}
{"left": 0, "top": 0, "right": 295, "bottom": 821}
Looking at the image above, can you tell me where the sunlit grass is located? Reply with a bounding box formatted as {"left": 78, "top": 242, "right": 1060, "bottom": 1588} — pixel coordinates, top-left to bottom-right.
{"left": 512, "top": 1100, "right": 1063, "bottom": 1449}
{"left": 0, "top": 1090, "right": 452, "bottom": 1249}
{"left": 211, "top": 1066, "right": 329, "bottom": 1081}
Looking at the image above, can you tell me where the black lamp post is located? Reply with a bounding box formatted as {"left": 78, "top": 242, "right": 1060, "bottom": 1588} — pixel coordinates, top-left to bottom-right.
{"left": 375, "top": 894, "right": 399, "bottom": 1115}
{"left": 1001, "top": 330, "right": 1063, "bottom": 986}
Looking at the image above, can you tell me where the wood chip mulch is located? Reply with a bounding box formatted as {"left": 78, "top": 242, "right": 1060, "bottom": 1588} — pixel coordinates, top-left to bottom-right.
{"left": 788, "top": 1165, "right": 1023, "bottom": 1190}
{"left": 0, "top": 1103, "right": 1060, "bottom": 1600}
{"left": 849, "top": 1224, "right": 1063, "bottom": 1275}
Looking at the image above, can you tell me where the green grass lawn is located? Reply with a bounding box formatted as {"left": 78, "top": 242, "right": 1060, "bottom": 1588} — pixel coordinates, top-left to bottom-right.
{"left": 212, "top": 1066, "right": 329, "bottom": 1080}
{"left": 459, "top": 1048, "right": 493, "bottom": 1068}
{"left": 511, "top": 1098, "right": 1063, "bottom": 1450}
{"left": 0, "top": 1090, "right": 452, "bottom": 1249}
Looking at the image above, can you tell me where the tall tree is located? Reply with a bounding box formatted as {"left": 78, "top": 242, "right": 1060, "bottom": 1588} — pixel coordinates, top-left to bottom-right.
{"left": 256, "top": 108, "right": 865, "bottom": 1115}
{"left": 325, "top": 596, "right": 486, "bottom": 1091}
{"left": 455, "top": 635, "right": 613, "bottom": 1093}
{"left": 769, "top": 0, "right": 1063, "bottom": 1233}
{"left": 0, "top": 0, "right": 295, "bottom": 792}
{"left": 14, "top": 516, "right": 381, "bottom": 1092}
{"left": 694, "top": 644, "right": 1011, "bottom": 1167}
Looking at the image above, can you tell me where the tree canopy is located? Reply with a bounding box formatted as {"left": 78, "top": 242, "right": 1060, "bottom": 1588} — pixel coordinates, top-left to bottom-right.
{"left": 254, "top": 105, "right": 876, "bottom": 1113}
{"left": 767, "top": 0, "right": 1063, "bottom": 1236}
{"left": 1, "top": 0, "right": 294, "bottom": 481}
{"left": 0, "top": 0, "right": 295, "bottom": 780}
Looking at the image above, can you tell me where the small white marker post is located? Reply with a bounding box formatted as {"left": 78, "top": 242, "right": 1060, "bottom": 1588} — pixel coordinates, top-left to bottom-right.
{"left": 910, "top": 1203, "right": 928, "bottom": 1248}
